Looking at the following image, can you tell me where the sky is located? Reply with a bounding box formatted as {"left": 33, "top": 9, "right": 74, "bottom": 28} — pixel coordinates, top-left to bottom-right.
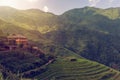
{"left": 0, "top": 0, "right": 120, "bottom": 14}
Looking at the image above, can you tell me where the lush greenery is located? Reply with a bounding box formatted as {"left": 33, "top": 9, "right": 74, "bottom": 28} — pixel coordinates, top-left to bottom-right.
{"left": 45, "top": 7, "right": 120, "bottom": 70}
{"left": 0, "top": 6, "right": 120, "bottom": 80}
{"left": 0, "top": 49, "right": 54, "bottom": 80}
{"left": 36, "top": 57, "right": 120, "bottom": 80}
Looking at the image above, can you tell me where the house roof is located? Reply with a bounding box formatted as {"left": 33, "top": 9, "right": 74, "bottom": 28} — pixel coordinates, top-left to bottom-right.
{"left": 7, "top": 34, "right": 27, "bottom": 39}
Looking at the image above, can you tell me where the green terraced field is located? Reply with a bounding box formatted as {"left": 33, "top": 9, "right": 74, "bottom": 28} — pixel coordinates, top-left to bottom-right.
{"left": 36, "top": 58, "right": 120, "bottom": 80}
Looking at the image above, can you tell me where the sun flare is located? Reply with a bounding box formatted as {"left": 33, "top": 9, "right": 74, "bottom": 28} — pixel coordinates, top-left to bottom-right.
{"left": 43, "top": 6, "right": 49, "bottom": 12}
{"left": 27, "top": 0, "right": 38, "bottom": 2}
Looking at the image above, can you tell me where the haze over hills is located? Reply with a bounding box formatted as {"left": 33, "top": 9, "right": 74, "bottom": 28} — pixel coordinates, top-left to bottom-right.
{"left": 0, "top": 6, "right": 120, "bottom": 80}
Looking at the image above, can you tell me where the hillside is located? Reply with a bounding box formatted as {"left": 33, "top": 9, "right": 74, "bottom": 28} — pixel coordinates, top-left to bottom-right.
{"left": 45, "top": 28, "right": 120, "bottom": 69}
{"left": 0, "top": 49, "right": 55, "bottom": 80}
{"left": 59, "top": 7, "right": 120, "bottom": 35}
{"left": 37, "top": 57, "right": 120, "bottom": 80}
{"left": 0, "top": 6, "right": 58, "bottom": 34}
{"left": 45, "top": 7, "right": 120, "bottom": 70}
{"left": 0, "top": 51, "right": 120, "bottom": 80}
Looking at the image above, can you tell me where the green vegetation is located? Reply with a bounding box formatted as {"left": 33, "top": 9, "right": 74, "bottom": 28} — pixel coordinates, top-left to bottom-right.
{"left": 0, "top": 6, "right": 58, "bottom": 33}
{"left": 45, "top": 7, "right": 120, "bottom": 70}
{"left": 0, "top": 49, "right": 55, "bottom": 80}
{"left": 36, "top": 58, "right": 120, "bottom": 80}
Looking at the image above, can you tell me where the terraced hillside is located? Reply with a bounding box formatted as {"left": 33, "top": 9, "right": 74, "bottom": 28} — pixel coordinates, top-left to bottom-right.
{"left": 36, "top": 58, "right": 120, "bottom": 80}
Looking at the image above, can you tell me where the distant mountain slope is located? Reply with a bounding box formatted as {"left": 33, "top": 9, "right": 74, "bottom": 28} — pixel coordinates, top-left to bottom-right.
{"left": 1, "top": 6, "right": 120, "bottom": 35}
{"left": 59, "top": 7, "right": 120, "bottom": 35}
{"left": 62, "top": 7, "right": 120, "bottom": 20}
{"left": 45, "top": 7, "right": 120, "bottom": 70}
{"left": 45, "top": 28, "right": 120, "bottom": 68}
{"left": 0, "top": 18, "right": 47, "bottom": 43}
{"left": 0, "top": 6, "right": 58, "bottom": 33}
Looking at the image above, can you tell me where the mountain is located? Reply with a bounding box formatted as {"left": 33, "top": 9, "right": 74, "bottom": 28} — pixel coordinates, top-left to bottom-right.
{"left": 0, "top": 6, "right": 120, "bottom": 80}
{"left": 45, "top": 7, "right": 120, "bottom": 69}
{"left": 0, "top": 18, "right": 47, "bottom": 43}
{"left": 58, "top": 7, "right": 120, "bottom": 35}
{"left": 0, "top": 6, "right": 58, "bottom": 34}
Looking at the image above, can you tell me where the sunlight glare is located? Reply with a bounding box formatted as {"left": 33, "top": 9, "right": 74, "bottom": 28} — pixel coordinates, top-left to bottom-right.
{"left": 27, "top": 0, "right": 38, "bottom": 2}
{"left": 43, "top": 6, "right": 49, "bottom": 12}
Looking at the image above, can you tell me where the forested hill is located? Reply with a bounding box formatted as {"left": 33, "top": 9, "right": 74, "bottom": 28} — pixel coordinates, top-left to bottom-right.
{"left": 59, "top": 7, "right": 120, "bottom": 36}
{"left": 45, "top": 7, "right": 120, "bottom": 69}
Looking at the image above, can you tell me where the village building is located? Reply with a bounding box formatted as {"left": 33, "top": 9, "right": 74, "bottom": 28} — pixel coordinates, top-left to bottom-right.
{"left": 7, "top": 34, "right": 28, "bottom": 50}
{"left": 0, "top": 36, "right": 8, "bottom": 51}
{"left": 0, "top": 34, "right": 45, "bottom": 57}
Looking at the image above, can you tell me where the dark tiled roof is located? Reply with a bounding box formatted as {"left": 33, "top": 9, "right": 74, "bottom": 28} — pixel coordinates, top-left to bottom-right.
{"left": 7, "top": 34, "right": 26, "bottom": 39}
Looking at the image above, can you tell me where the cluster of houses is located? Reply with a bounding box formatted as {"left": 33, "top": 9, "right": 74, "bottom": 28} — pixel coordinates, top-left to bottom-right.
{"left": 0, "top": 34, "right": 45, "bottom": 58}
{"left": 0, "top": 34, "right": 38, "bottom": 51}
{"left": 7, "top": 34, "right": 28, "bottom": 50}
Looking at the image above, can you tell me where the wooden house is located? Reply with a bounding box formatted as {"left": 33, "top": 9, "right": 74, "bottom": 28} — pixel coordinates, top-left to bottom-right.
{"left": 7, "top": 34, "right": 28, "bottom": 50}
